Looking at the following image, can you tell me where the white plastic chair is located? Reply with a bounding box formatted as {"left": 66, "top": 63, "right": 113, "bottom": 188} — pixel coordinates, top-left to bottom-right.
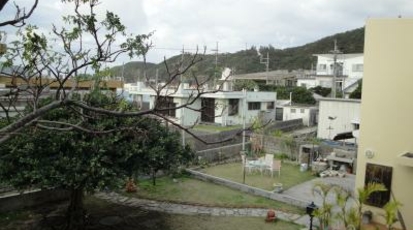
{"left": 262, "top": 154, "right": 274, "bottom": 175}
{"left": 271, "top": 160, "right": 282, "bottom": 177}
{"left": 241, "top": 154, "right": 254, "bottom": 174}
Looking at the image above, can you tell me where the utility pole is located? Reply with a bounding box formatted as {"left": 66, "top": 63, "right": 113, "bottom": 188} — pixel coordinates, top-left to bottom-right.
{"left": 180, "top": 45, "right": 185, "bottom": 82}
{"left": 260, "top": 52, "right": 270, "bottom": 84}
{"left": 242, "top": 88, "right": 247, "bottom": 184}
{"left": 330, "top": 40, "right": 342, "bottom": 98}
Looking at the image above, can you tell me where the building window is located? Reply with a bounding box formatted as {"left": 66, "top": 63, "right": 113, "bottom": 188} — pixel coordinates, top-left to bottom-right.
{"left": 300, "top": 109, "right": 305, "bottom": 113}
{"left": 267, "top": 102, "right": 274, "bottom": 110}
{"left": 228, "top": 99, "right": 239, "bottom": 116}
{"left": 248, "top": 102, "right": 260, "bottom": 110}
{"left": 318, "top": 64, "right": 327, "bottom": 71}
{"left": 352, "top": 64, "right": 364, "bottom": 72}
{"left": 364, "top": 163, "right": 393, "bottom": 208}
{"left": 157, "top": 96, "right": 176, "bottom": 117}
{"left": 275, "top": 108, "right": 283, "bottom": 121}
{"left": 291, "top": 108, "right": 296, "bottom": 113}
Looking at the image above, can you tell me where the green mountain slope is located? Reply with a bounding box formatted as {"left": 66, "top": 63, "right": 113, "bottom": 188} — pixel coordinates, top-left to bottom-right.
{"left": 111, "top": 27, "right": 364, "bottom": 83}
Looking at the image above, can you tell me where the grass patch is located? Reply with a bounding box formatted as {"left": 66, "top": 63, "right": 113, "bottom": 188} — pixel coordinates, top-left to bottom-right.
{"left": 0, "top": 210, "right": 34, "bottom": 226}
{"left": 201, "top": 162, "right": 315, "bottom": 190}
{"left": 127, "top": 176, "right": 304, "bottom": 214}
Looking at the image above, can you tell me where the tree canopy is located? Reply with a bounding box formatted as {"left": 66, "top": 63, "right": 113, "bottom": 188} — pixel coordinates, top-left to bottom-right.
{"left": 0, "top": 90, "right": 193, "bottom": 229}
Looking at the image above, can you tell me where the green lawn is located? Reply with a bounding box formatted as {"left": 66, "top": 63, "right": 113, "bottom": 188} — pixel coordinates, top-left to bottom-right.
{"left": 200, "top": 162, "right": 315, "bottom": 191}
{"left": 128, "top": 176, "right": 304, "bottom": 214}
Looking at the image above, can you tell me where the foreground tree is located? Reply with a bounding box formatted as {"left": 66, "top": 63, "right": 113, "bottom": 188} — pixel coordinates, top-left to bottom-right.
{"left": 0, "top": 0, "right": 231, "bottom": 146}
{"left": 0, "top": 90, "right": 193, "bottom": 229}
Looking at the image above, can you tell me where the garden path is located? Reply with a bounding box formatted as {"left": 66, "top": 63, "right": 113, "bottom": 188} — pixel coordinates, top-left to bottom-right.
{"left": 95, "top": 191, "right": 312, "bottom": 228}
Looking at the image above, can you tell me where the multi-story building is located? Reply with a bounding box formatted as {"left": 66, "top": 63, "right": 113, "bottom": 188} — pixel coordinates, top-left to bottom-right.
{"left": 124, "top": 81, "right": 277, "bottom": 127}
{"left": 297, "top": 53, "right": 364, "bottom": 98}
{"left": 356, "top": 18, "right": 413, "bottom": 229}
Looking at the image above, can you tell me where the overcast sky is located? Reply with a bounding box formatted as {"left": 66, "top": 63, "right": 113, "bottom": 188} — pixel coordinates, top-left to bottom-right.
{"left": 2, "top": 0, "right": 413, "bottom": 65}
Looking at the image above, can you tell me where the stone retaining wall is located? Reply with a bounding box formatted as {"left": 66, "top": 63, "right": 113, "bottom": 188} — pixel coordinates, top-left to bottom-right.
{"left": 195, "top": 143, "right": 251, "bottom": 163}
{"left": 186, "top": 169, "right": 308, "bottom": 208}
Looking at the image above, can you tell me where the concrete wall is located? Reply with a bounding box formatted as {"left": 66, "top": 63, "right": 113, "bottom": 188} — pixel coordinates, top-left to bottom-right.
{"left": 356, "top": 18, "right": 413, "bottom": 229}
{"left": 317, "top": 98, "right": 360, "bottom": 142}
{"left": 283, "top": 107, "right": 316, "bottom": 126}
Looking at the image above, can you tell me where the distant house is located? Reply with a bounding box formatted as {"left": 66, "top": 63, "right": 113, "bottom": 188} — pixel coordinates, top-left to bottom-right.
{"left": 282, "top": 104, "right": 318, "bottom": 126}
{"left": 231, "top": 69, "right": 312, "bottom": 86}
{"left": 0, "top": 75, "right": 123, "bottom": 118}
{"left": 317, "top": 98, "right": 360, "bottom": 142}
{"left": 297, "top": 53, "right": 363, "bottom": 98}
{"left": 124, "top": 82, "right": 277, "bottom": 127}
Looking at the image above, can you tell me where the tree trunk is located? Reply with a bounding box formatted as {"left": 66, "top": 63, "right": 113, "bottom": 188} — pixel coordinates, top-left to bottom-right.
{"left": 65, "top": 188, "right": 86, "bottom": 230}
{"left": 152, "top": 169, "right": 156, "bottom": 186}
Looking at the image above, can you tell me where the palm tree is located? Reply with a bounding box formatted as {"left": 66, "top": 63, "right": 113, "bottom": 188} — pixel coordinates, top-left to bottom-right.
{"left": 312, "top": 182, "right": 336, "bottom": 229}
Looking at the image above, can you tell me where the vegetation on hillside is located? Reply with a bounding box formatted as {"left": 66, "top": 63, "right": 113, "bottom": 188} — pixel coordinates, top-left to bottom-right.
{"left": 111, "top": 28, "right": 364, "bottom": 83}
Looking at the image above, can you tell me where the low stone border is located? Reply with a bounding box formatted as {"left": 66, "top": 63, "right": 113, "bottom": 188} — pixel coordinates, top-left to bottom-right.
{"left": 185, "top": 169, "right": 309, "bottom": 209}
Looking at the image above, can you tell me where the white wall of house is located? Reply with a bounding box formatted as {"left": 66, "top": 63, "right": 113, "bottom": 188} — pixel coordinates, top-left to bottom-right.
{"left": 317, "top": 98, "right": 360, "bottom": 142}
{"left": 297, "top": 78, "right": 317, "bottom": 89}
{"left": 283, "top": 106, "right": 315, "bottom": 126}
{"left": 125, "top": 82, "right": 276, "bottom": 127}
{"left": 174, "top": 97, "right": 201, "bottom": 127}
{"left": 315, "top": 54, "right": 364, "bottom": 90}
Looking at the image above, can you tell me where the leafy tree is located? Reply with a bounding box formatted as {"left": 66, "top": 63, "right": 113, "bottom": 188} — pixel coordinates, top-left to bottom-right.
{"left": 258, "top": 85, "right": 316, "bottom": 105}
{"left": 310, "top": 86, "right": 331, "bottom": 97}
{"left": 0, "top": 90, "right": 192, "bottom": 229}
{"left": 233, "top": 79, "right": 258, "bottom": 91}
{"left": 135, "top": 119, "right": 193, "bottom": 185}
{"left": 349, "top": 80, "right": 362, "bottom": 99}
{"left": 291, "top": 87, "right": 316, "bottom": 104}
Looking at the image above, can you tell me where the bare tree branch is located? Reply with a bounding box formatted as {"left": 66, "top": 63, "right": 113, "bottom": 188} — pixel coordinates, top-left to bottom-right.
{"left": 0, "top": 0, "right": 39, "bottom": 27}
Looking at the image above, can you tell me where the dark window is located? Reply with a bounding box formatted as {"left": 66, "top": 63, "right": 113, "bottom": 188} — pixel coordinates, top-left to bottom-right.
{"left": 248, "top": 102, "right": 260, "bottom": 110}
{"left": 291, "top": 108, "right": 296, "bottom": 113}
{"left": 228, "top": 99, "right": 239, "bottom": 116}
{"left": 157, "top": 96, "right": 176, "bottom": 117}
{"left": 364, "top": 163, "right": 393, "bottom": 208}
{"left": 267, "top": 102, "right": 274, "bottom": 110}
{"left": 275, "top": 108, "right": 283, "bottom": 121}
{"left": 201, "top": 98, "right": 215, "bottom": 123}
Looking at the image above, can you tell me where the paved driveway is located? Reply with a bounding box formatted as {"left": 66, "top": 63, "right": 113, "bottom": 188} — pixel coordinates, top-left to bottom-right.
{"left": 282, "top": 173, "right": 356, "bottom": 206}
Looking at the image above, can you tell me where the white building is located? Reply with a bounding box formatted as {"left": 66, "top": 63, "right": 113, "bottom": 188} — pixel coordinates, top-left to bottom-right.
{"left": 282, "top": 105, "right": 318, "bottom": 126}
{"left": 124, "top": 82, "right": 277, "bottom": 127}
{"left": 317, "top": 98, "right": 360, "bottom": 142}
{"left": 297, "top": 53, "right": 364, "bottom": 98}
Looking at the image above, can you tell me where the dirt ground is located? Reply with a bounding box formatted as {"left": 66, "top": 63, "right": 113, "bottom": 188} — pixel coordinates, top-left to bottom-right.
{"left": 2, "top": 196, "right": 301, "bottom": 230}
{"left": 2, "top": 197, "right": 171, "bottom": 230}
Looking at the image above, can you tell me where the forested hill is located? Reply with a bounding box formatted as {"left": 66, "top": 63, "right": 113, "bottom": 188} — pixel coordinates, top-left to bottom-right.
{"left": 110, "top": 27, "right": 364, "bottom": 83}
